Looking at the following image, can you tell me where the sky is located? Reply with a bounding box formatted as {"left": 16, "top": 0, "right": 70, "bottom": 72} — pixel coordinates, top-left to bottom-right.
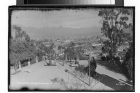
{"left": 11, "top": 9, "right": 102, "bottom": 40}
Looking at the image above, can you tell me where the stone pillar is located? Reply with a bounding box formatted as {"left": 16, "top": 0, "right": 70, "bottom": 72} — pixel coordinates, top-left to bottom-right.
{"left": 28, "top": 60, "right": 31, "bottom": 66}
{"left": 18, "top": 61, "right": 22, "bottom": 70}
{"left": 36, "top": 56, "right": 38, "bottom": 63}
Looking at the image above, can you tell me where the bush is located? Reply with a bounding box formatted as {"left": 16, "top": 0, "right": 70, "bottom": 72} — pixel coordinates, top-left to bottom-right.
{"left": 78, "top": 54, "right": 89, "bottom": 60}
{"left": 122, "top": 43, "right": 134, "bottom": 80}
{"left": 75, "top": 58, "right": 97, "bottom": 77}
{"left": 9, "top": 40, "right": 37, "bottom": 65}
{"left": 75, "top": 65, "right": 88, "bottom": 74}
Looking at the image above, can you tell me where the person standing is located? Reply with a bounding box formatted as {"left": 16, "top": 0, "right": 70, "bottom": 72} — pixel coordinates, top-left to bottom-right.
{"left": 89, "top": 56, "right": 97, "bottom": 77}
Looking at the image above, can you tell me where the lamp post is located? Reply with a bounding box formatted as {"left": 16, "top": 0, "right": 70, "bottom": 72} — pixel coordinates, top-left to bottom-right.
{"left": 86, "top": 53, "right": 91, "bottom": 86}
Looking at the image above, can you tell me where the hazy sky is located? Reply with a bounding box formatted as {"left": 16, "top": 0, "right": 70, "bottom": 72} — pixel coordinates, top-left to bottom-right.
{"left": 11, "top": 9, "right": 102, "bottom": 40}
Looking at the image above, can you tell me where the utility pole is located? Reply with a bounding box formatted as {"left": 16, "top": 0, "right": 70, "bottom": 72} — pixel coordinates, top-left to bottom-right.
{"left": 88, "top": 54, "right": 91, "bottom": 86}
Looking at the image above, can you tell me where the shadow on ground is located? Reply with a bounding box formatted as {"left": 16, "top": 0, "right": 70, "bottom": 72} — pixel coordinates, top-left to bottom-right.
{"left": 97, "top": 60, "right": 133, "bottom": 81}
{"left": 92, "top": 72, "right": 134, "bottom": 91}
{"left": 97, "top": 61, "right": 123, "bottom": 74}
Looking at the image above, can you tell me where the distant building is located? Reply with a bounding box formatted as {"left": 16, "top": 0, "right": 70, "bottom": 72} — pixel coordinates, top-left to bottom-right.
{"left": 43, "top": 42, "right": 52, "bottom": 47}
{"left": 92, "top": 43, "right": 103, "bottom": 47}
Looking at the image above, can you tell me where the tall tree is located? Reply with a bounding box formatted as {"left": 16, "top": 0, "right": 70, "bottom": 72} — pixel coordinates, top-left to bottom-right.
{"left": 13, "top": 25, "right": 22, "bottom": 40}
{"left": 64, "top": 42, "right": 76, "bottom": 61}
{"left": 10, "top": 25, "right": 37, "bottom": 65}
{"left": 98, "top": 8, "right": 133, "bottom": 61}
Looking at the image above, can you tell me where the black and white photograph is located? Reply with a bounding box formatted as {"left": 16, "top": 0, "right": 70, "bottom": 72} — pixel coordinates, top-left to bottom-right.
{"left": 8, "top": 7, "right": 134, "bottom": 91}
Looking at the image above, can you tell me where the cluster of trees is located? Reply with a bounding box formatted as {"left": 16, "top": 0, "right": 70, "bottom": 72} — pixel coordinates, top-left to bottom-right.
{"left": 64, "top": 42, "right": 75, "bottom": 61}
{"left": 98, "top": 8, "right": 134, "bottom": 80}
{"left": 10, "top": 25, "right": 46, "bottom": 66}
{"left": 10, "top": 25, "right": 35, "bottom": 66}
{"left": 35, "top": 42, "right": 46, "bottom": 61}
{"left": 63, "top": 42, "right": 85, "bottom": 61}
{"left": 44, "top": 43, "right": 55, "bottom": 60}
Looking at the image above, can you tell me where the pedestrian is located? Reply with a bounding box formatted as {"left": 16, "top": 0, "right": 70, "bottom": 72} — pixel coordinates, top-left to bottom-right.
{"left": 89, "top": 56, "right": 97, "bottom": 77}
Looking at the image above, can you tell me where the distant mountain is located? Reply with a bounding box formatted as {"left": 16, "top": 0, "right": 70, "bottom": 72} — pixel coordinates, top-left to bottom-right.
{"left": 21, "top": 26, "right": 102, "bottom": 41}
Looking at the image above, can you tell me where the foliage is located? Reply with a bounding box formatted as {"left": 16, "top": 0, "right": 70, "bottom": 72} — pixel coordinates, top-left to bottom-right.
{"left": 64, "top": 42, "right": 85, "bottom": 61}
{"left": 64, "top": 42, "right": 75, "bottom": 61}
{"left": 10, "top": 25, "right": 36, "bottom": 65}
{"left": 13, "top": 25, "right": 31, "bottom": 42}
{"left": 10, "top": 40, "right": 36, "bottom": 65}
{"left": 75, "top": 65, "right": 88, "bottom": 75}
{"left": 45, "top": 43, "right": 55, "bottom": 60}
{"left": 122, "top": 42, "right": 134, "bottom": 80}
{"left": 98, "top": 8, "right": 133, "bottom": 61}
{"left": 98, "top": 8, "right": 134, "bottom": 80}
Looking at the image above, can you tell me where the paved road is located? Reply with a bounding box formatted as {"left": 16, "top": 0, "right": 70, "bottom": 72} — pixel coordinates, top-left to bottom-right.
{"left": 10, "top": 61, "right": 72, "bottom": 90}
{"left": 10, "top": 60, "right": 133, "bottom": 91}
